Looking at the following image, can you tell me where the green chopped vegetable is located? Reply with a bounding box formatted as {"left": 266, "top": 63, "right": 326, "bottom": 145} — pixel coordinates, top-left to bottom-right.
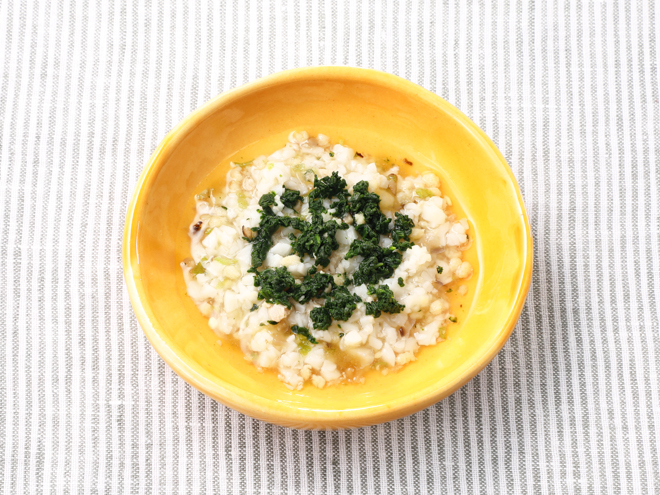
{"left": 329, "top": 152, "right": 335, "bottom": 157}
{"left": 415, "top": 188, "right": 434, "bottom": 199}
{"left": 339, "top": 333, "right": 344, "bottom": 338}
{"left": 204, "top": 227, "right": 214, "bottom": 235}
{"left": 191, "top": 262, "right": 205, "bottom": 275}
{"left": 250, "top": 304, "right": 258, "bottom": 312}
{"left": 291, "top": 325, "right": 318, "bottom": 345}
{"left": 242, "top": 170, "right": 418, "bottom": 328}
{"left": 281, "top": 188, "right": 303, "bottom": 209}
{"left": 439, "top": 326, "right": 447, "bottom": 339}
{"left": 267, "top": 320, "right": 277, "bottom": 325}
{"left": 237, "top": 191, "right": 248, "bottom": 209}
{"left": 398, "top": 277, "right": 405, "bottom": 287}
{"left": 310, "top": 287, "right": 361, "bottom": 330}
{"left": 392, "top": 212, "right": 415, "bottom": 250}
{"left": 437, "top": 266, "right": 443, "bottom": 274}
{"left": 365, "top": 285, "right": 405, "bottom": 318}
{"left": 446, "top": 288, "right": 453, "bottom": 293}
{"left": 253, "top": 267, "right": 297, "bottom": 308}
{"left": 214, "top": 256, "right": 238, "bottom": 265}
{"left": 292, "top": 272, "right": 335, "bottom": 304}
{"left": 448, "top": 316, "right": 457, "bottom": 323}
{"left": 345, "top": 239, "right": 402, "bottom": 286}
{"left": 234, "top": 160, "right": 253, "bottom": 168}
{"left": 294, "top": 334, "right": 312, "bottom": 355}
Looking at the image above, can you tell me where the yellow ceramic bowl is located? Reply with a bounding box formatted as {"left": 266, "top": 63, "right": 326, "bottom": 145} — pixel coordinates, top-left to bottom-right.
{"left": 123, "top": 67, "right": 532, "bottom": 429}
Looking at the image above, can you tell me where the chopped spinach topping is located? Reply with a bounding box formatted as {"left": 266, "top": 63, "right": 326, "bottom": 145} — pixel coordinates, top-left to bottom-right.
{"left": 245, "top": 170, "right": 427, "bottom": 334}
{"left": 345, "top": 239, "right": 403, "bottom": 286}
{"left": 365, "top": 285, "right": 405, "bottom": 318}
{"left": 246, "top": 213, "right": 291, "bottom": 268}
{"left": 281, "top": 187, "right": 303, "bottom": 209}
{"left": 348, "top": 181, "right": 391, "bottom": 242}
{"left": 392, "top": 212, "right": 415, "bottom": 251}
{"left": 253, "top": 267, "right": 296, "bottom": 308}
{"left": 291, "top": 325, "right": 318, "bottom": 344}
{"left": 289, "top": 213, "right": 348, "bottom": 267}
{"left": 292, "top": 272, "right": 335, "bottom": 304}
{"left": 258, "top": 191, "right": 277, "bottom": 214}
{"left": 250, "top": 304, "right": 258, "bottom": 312}
{"left": 436, "top": 266, "right": 443, "bottom": 274}
{"left": 310, "top": 286, "right": 362, "bottom": 330}
{"left": 267, "top": 320, "right": 278, "bottom": 325}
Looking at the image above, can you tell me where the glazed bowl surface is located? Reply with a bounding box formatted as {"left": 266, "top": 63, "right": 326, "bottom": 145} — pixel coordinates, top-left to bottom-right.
{"left": 123, "top": 66, "right": 533, "bottom": 429}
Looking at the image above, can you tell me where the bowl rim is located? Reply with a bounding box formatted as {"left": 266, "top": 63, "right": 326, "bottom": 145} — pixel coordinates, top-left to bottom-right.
{"left": 123, "top": 66, "right": 534, "bottom": 428}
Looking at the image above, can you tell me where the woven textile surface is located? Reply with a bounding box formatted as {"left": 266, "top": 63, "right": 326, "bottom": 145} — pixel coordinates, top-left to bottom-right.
{"left": 1, "top": 0, "right": 659, "bottom": 493}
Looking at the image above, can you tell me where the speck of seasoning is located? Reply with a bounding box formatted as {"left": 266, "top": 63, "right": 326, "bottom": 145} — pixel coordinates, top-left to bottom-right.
{"left": 448, "top": 316, "right": 457, "bottom": 323}
{"left": 259, "top": 323, "right": 265, "bottom": 326}
{"left": 339, "top": 333, "right": 344, "bottom": 338}
{"left": 403, "top": 158, "right": 413, "bottom": 166}
{"left": 192, "top": 221, "right": 203, "bottom": 232}
{"left": 446, "top": 288, "right": 453, "bottom": 293}
{"left": 250, "top": 304, "right": 258, "bottom": 312}
{"left": 337, "top": 324, "right": 342, "bottom": 328}
{"left": 221, "top": 206, "right": 228, "bottom": 210}
{"left": 398, "top": 277, "right": 405, "bottom": 287}
{"left": 398, "top": 327, "right": 405, "bottom": 337}
{"left": 267, "top": 320, "right": 277, "bottom": 325}
{"left": 329, "top": 152, "right": 335, "bottom": 157}
{"left": 355, "top": 152, "right": 363, "bottom": 158}
{"left": 436, "top": 266, "right": 443, "bottom": 274}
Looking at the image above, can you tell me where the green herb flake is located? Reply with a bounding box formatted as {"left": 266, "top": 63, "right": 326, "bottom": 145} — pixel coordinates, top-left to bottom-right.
{"left": 204, "top": 227, "right": 214, "bottom": 235}
{"left": 295, "top": 334, "right": 312, "bottom": 355}
{"left": 281, "top": 188, "right": 303, "bottom": 209}
{"left": 191, "top": 262, "right": 205, "bottom": 275}
{"left": 291, "top": 325, "right": 318, "bottom": 345}
{"left": 446, "top": 288, "right": 453, "bottom": 293}
{"left": 436, "top": 266, "right": 443, "bottom": 274}
{"left": 234, "top": 160, "right": 253, "bottom": 168}
{"left": 439, "top": 326, "right": 447, "bottom": 339}
{"left": 267, "top": 320, "right": 278, "bottom": 325}
{"left": 415, "top": 188, "right": 434, "bottom": 199}
{"left": 365, "top": 285, "right": 405, "bottom": 318}
{"left": 448, "top": 316, "right": 457, "bottom": 323}
{"left": 250, "top": 304, "right": 258, "bottom": 312}
{"left": 329, "top": 152, "right": 335, "bottom": 157}
{"left": 398, "top": 277, "right": 405, "bottom": 287}
{"left": 339, "top": 333, "right": 344, "bottom": 338}
{"left": 237, "top": 191, "right": 248, "bottom": 209}
{"left": 214, "top": 256, "right": 238, "bottom": 265}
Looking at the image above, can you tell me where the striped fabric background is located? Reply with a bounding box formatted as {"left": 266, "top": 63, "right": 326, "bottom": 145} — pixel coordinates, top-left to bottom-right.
{"left": 1, "top": 0, "right": 659, "bottom": 493}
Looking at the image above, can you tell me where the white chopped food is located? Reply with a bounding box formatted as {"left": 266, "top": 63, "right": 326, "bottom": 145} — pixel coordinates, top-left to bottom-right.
{"left": 182, "top": 133, "right": 473, "bottom": 388}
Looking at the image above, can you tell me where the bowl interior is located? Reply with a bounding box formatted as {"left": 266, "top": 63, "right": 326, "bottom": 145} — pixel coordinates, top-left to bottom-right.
{"left": 126, "top": 67, "right": 531, "bottom": 428}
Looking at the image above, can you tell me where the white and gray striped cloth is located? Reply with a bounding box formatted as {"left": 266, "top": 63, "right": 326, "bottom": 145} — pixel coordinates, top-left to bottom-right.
{"left": 1, "top": 1, "right": 659, "bottom": 493}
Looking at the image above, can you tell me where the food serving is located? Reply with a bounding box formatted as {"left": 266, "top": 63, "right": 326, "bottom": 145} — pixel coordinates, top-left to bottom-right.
{"left": 182, "top": 132, "right": 474, "bottom": 390}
